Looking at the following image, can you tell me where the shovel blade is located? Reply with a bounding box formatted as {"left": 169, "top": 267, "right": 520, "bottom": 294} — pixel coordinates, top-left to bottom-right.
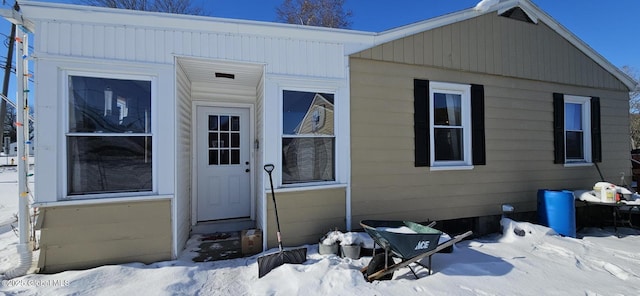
{"left": 257, "top": 248, "right": 307, "bottom": 278}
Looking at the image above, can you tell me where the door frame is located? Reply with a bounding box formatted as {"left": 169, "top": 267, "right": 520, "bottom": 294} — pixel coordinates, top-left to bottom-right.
{"left": 191, "top": 101, "right": 256, "bottom": 225}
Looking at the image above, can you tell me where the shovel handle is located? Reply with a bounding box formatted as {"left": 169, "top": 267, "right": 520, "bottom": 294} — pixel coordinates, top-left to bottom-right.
{"left": 264, "top": 164, "right": 274, "bottom": 173}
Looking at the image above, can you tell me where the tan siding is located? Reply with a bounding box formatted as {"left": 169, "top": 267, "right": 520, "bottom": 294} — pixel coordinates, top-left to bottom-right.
{"left": 265, "top": 188, "right": 345, "bottom": 248}
{"left": 353, "top": 13, "right": 628, "bottom": 91}
{"left": 348, "top": 57, "right": 631, "bottom": 229}
{"left": 38, "top": 200, "right": 172, "bottom": 273}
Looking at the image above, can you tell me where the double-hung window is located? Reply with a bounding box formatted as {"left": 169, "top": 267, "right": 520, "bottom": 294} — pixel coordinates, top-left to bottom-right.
{"left": 564, "top": 96, "right": 591, "bottom": 163}
{"left": 429, "top": 82, "right": 472, "bottom": 167}
{"left": 554, "top": 93, "right": 600, "bottom": 165}
{"left": 414, "top": 80, "right": 485, "bottom": 169}
{"left": 282, "top": 90, "right": 335, "bottom": 184}
{"left": 67, "top": 75, "right": 153, "bottom": 196}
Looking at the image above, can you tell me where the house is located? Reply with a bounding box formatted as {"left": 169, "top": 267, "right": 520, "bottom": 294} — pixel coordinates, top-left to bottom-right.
{"left": 2, "top": 0, "right": 635, "bottom": 273}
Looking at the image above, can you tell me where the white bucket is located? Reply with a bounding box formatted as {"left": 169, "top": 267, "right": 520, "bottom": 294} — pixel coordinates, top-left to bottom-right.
{"left": 594, "top": 182, "right": 616, "bottom": 203}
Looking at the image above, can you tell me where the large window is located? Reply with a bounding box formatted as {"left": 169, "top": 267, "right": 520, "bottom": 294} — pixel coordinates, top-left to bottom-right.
{"left": 67, "top": 75, "right": 152, "bottom": 196}
{"left": 429, "top": 82, "right": 472, "bottom": 167}
{"left": 282, "top": 90, "right": 335, "bottom": 184}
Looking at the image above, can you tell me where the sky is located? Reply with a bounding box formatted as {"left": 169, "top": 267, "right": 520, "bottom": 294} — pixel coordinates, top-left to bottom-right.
{"left": 0, "top": 0, "right": 637, "bottom": 90}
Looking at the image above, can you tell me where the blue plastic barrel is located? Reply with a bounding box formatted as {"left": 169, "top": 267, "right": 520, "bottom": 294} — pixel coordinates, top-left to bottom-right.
{"left": 537, "top": 189, "right": 576, "bottom": 237}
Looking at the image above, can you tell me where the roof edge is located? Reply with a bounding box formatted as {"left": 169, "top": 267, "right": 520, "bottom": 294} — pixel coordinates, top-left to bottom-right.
{"left": 373, "top": 0, "right": 636, "bottom": 91}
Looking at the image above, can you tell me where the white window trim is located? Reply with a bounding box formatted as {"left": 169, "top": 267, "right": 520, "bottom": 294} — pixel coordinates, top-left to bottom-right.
{"left": 429, "top": 81, "right": 472, "bottom": 169}
{"left": 563, "top": 95, "right": 592, "bottom": 165}
{"left": 62, "top": 70, "right": 157, "bottom": 200}
{"left": 279, "top": 87, "right": 338, "bottom": 187}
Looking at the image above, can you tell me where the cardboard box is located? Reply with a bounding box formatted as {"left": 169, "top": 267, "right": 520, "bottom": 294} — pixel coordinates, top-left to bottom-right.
{"left": 241, "top": 229, "right": 263, "bottom": 256}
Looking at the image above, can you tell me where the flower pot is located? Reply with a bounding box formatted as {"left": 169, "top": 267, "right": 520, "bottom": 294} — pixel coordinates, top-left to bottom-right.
{"left": 340, "top": 244, "right": 361, "bottom": 259}
{"left": 318, "top": 243, "right": 339, "bottom": 255}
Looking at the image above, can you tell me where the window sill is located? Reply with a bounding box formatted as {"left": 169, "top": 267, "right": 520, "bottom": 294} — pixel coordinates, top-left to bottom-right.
{"left": 430, "top": 165, "right": 474, "bottom": 171}
{"left": 34, "top": 194, "right": 172, "bottom": 208}
{"left": 272, "top": 183, "right": 347, "bottom": 193}
{"left": 564, "top": 162, "right": 594, "bottom": 168}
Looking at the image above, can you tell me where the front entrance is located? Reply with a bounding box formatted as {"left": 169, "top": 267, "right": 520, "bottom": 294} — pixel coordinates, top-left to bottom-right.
{"left": 196, "top": 106, "right": 251, "bottom": 222}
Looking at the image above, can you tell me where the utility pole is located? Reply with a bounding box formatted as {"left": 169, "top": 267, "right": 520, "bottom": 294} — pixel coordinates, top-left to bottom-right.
{"left": 0, "top": 22, "right": 15, "bottom": 154}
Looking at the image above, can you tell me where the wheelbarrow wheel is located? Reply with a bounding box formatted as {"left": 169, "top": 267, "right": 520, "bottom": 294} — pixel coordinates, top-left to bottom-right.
{"left": 366, "top": 253, "right": 394, "bottom": 281}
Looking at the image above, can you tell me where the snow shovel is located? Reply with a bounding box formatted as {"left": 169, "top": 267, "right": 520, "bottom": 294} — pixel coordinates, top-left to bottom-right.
{"left": 257, "top": 164, "right": 307, "bottom": 278}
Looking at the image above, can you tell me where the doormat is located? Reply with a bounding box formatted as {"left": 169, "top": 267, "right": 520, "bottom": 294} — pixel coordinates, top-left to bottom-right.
{"left": 192, "top": 231, "right": 242, "bottom": 262}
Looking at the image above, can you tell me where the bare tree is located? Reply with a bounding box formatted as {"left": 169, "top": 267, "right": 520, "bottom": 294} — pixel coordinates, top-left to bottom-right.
{"left": 77, "top": 0, "right": 206, "bottom": 15}
{"left": 623, "top": 66, "right": 640, "bottom": 149}
{"left": 276, "top": 0, "right": 352, "bottom": 28}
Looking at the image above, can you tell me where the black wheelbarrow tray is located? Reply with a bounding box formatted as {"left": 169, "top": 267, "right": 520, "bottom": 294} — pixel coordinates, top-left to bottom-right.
{"left": 360, "top": 220, "right": 472, "bottom": 281}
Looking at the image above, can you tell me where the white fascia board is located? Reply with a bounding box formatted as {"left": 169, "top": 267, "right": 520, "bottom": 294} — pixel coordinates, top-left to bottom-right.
{"left": 0, "top": 8, "right": 35, "bottom": 32}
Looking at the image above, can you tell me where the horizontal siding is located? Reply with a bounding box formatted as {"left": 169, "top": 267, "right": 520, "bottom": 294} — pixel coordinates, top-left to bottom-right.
{"left": 37, "top": 21, "right": 345, "bottom": 79}
{"left": 352, "top": 13, "right": 628, "bottom": 92}
{"left": 39, "top": 199, "right": 172, "bottom": 273}
{"left": 265, "top": 188, "right": 345, "bottom": 248}
{"left": 349, "top": 58, "right": 631, "bottom": 229}
{"left": 175, "top": 65, "right": 192, "bottom": 255}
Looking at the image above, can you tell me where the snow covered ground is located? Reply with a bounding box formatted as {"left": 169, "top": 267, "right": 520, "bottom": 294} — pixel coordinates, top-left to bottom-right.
{"left": 1, "top": 167, "right": 640, "bottom": 295}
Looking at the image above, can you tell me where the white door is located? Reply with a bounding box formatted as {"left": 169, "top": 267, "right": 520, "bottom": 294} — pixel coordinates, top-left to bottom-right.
{"left": 196, "top": 106, "right": 251, "bottom": 221}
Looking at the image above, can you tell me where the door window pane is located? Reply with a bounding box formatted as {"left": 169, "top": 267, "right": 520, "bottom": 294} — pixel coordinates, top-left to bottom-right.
{"left": 209, "top": 150, "right": 218, "bottom": 165}
{"left": 220, "top": 116, "right": 229, "bottom": 131}
{"left": 209, "top": 116, "right": 218, "bottom": 131}
{"left": 231, "top": 149, "right": 240, "bottom": 164}
{"left": 231, "top": 116, "right": 240, "bottom": 131}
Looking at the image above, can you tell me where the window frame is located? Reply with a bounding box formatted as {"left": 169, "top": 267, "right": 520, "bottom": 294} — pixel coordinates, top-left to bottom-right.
{"left": 563, "top": 95, "right": 592, "bottom": 165}
{"left": 280, "top": 88, "right": 337, "bottom": 187}
{"left": 428, "top": 81, "right": 473, "bottom": 169}
{"left": 63, "top": 71, "right": 157, "bottom": 200}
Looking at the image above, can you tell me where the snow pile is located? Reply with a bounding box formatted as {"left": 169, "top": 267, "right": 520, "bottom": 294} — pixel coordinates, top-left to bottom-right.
{"left": 2, "top": 169, "right": 640, "bottom": 295}
{"left": 320, "top": 230, "right": 364, "bottom": 246}
{"left": 474, "top": 0, "right": 500, "bottom": 13}
{"left": 378, "top": 226, "right": 417, "bottom": 234}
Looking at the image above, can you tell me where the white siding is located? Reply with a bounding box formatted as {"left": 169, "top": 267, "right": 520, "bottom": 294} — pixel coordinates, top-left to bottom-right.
{"left": 174, "top": 64, "right": 192, "bottom": 256}
{"left": 35, "top": 21, "right": 346, "bottom": 79}
{"left": 255, "top": 75, "right": 265, "bottom": 243}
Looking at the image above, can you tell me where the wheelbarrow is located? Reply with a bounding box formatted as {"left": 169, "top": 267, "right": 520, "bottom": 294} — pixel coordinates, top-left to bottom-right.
{"left": 360, "top": 220, "right": 472, "bottom": 281}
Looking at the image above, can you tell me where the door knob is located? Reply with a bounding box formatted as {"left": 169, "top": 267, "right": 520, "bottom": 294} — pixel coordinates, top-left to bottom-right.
{"left": 246, "top": 169, "right": 250, "bottom": 172}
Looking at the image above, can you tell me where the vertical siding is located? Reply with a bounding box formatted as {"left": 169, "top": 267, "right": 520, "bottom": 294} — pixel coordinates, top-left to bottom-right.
{"left": 38, "top": 21, "right": 346, "bottom": 79}
{"left": 349, "top": 58, "right": 630, "bottom": 229}
{"left": 352, "top": 13, "right": 628, "bottom": 92}
{"left": 175, "top": 65, "right": 192, "bottom": 255}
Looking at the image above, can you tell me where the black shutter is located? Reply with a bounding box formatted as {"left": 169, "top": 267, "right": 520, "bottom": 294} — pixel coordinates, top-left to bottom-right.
{"left": 471, "top": 84, "right": 486, "bottom": 165}
{"left": 414, "top": 79, "right": 430, "bottom": 167}
{"left": 553, "top": 93, "right": 565, "bottom": 164}
{"left": 591, "top": 97, "right": 601, "bottom": 163}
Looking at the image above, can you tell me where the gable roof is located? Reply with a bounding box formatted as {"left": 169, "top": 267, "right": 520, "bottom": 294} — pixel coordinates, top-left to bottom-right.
{"left": 370, "top": 0, "right": 636, "bottom": 91}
